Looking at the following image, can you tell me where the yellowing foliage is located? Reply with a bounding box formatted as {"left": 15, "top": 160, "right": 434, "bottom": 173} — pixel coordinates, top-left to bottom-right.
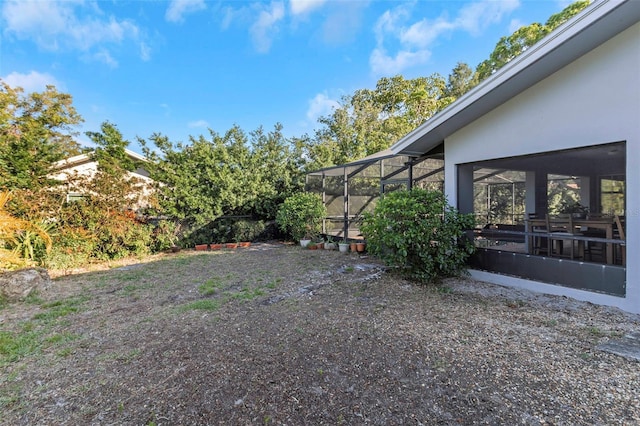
{"left": 0, "top": 191, "right": 52, "bottom": 270}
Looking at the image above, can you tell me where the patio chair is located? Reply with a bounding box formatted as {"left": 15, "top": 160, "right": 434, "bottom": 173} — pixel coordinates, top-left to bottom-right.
{"left": 546, "top": 214, "right": 583, "bottom": 259}
{"left": 614, "top": 215, "right": 626, "bottom": 266}
{"left": 579, "top": 213, "right": 604, "bottom": 262}
{"left": 529, "top": 213, "right": 549, "bottom": 255}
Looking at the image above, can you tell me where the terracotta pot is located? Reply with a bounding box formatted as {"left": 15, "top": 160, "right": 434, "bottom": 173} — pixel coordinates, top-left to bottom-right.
{"left": 309, "top": 243, "right": 318, "bottom": 250}
{"left": 209, "top": 243, "right": 223, "bottom": 250}
{"left": 225, "top": 243, "right": 238, "bottom": 249}
{"left": 350, "top": 243, "right": 357, "bottom": 252}
{"left": 356, "top": 242, "right": 366, "bottom": 253}
{"left": 195, "top": 244, "right": 208, "bottom": 251}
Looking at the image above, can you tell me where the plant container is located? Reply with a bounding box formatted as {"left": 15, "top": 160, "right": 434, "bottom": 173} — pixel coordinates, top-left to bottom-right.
{"left": 195, "top": 244, "right": 208, "bottom": 251}
{"left": 210, "top": 243, "right": 223, "bottom": 250}
{"left": 300, "top": 239, "right": 311, "bottom": 248}
{"left": 338, "top": 243, "right": 349, "bottom": 253}
{"left": 356, "top": 242, "right": 366, "bottom": 253}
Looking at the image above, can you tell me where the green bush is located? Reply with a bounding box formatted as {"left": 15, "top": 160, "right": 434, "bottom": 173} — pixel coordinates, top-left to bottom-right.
{"left": 360, "top": 188, "right": 475, "bottom": 282}
{"left": 231, "top": 219, "right": 267, "bottom": 242}
{"left": 275, "top": 193, "right": 327, "bottom": 242}
{"left": 44, "top": 227, "right": 96, "bottom": 270}
{"left": 150, "top": 219, "right": 180, "bottom": 252}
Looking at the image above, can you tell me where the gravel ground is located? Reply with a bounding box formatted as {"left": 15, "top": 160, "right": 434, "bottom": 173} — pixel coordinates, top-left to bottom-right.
{"left": 1, "top": 242, "right": 639, "bottom": 425}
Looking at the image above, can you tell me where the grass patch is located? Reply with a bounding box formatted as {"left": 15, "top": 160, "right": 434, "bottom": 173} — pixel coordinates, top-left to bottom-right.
{"left": 0, "top": 296, "right": 87, "bottom": 366}
{"left": 178, "top": 299, "right": 221, "bottom": 312}
{"left": 33, "top": 297, "right": 86, "bottom": 322}
{"left": 0, "top": 328, "right": 41, "bottom": 365}
{"left": 265, "top": 278, "right": 282, "bottom": 289}
{"left": 226, "top": 287, "right": 265, "bottom": 302}
{"left": 198, "top": 277, "right": 224, "bottom": 296}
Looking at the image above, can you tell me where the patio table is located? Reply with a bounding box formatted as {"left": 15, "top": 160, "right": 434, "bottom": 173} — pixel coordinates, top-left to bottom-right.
{"left": 526, "top": 217, "right": 616, "bottom": 264}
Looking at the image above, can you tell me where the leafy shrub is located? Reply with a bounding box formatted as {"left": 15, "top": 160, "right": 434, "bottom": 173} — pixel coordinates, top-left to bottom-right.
{"left": 275, "top": 193, "right": 327, "bottom": 242}
{"left": 360, "top": 188, "right": 475, "bottom": 282}
{"left": 231, "top": 219, "right": 267, "bottom": 242}
{"left": 150, "top": 219, "right": 180, "bottom": 252}
{"left": 44, "top": 227, "right": 96, "bottom": 270}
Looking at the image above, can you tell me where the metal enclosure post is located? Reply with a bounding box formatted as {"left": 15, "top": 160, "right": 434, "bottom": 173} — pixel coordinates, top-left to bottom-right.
{"left": 343, "top": 169, "right": 349, "bottom": 240}
{"left": 322, "top": 172, "right": 326, "bottom": 234}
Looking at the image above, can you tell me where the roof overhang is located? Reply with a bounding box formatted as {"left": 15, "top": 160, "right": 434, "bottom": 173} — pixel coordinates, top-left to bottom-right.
{"left": 53, "top": 148, "right": 147, "bottom": 170}
{"left": 391, "top": 0, "right": 640, "bottom": 157}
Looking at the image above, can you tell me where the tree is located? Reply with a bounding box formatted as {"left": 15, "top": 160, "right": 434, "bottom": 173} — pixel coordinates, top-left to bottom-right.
{"left": 85, "top": 121, "right": 143, "bottom": 210}
{"left": 0, "top": 82, "right": 83, "bottom": 190}
{"left": 444, "top": 62, "right": 479, "bottom": 100}
{"left": 248, "top": 124, "right": 305, "bottom": 218}
{"left": 308, "top": 74, "right": 450, "bottom": 168}
{"left": 476, "top": 1, "right": 590, "bottom": 80}
{"left": 140, "top": 123, "right": 304, "bottom": 230}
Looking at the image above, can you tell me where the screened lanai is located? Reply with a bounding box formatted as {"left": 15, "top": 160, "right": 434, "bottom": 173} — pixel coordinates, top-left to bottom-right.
{"left": 467, "top": 141, "right": 627, "bottom": 295}
{"left": 306, "top": 148, "right": 444, "bottom": 240}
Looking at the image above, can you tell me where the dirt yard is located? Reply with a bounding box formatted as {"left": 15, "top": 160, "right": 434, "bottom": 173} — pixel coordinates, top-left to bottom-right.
{"left": 1, "top": 242, "right": 639, "bottom": 425}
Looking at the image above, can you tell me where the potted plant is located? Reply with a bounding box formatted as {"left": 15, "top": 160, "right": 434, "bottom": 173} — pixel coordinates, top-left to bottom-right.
{"left": 276, "top": 193, "right": 327, "bottom": 246}
{"left": 338, "top": 240, "right": 350, "bottom": 253}
{"left": 324, "top": 236, "right": 337, "bottom": 250}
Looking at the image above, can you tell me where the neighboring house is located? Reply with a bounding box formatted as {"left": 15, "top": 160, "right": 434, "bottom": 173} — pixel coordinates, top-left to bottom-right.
{"left": 388, "top": 0, "right": 639, "bottom": 313}
{"left": 50, "top": 149, "right": 154, "bottom": 210}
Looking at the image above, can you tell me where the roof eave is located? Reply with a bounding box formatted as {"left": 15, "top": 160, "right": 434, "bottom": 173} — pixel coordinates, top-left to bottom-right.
{"left": 391, "top": 0, "right": 640, "bottom": 157}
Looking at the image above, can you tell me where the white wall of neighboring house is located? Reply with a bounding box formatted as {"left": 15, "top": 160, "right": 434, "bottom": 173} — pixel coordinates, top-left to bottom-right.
{"left": 50, "top": 150, "right": 154, "bottom": 210}
{"left": 444, "top": 21, "right": 639, "bottom": 312}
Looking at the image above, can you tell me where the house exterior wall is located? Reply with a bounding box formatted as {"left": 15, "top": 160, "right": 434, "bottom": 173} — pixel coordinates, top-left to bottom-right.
{"left": 444, "top": 22, "right": 640, "bottom": 312}
{"left": 51, "top": 156, "right": 155, "bottom": 210}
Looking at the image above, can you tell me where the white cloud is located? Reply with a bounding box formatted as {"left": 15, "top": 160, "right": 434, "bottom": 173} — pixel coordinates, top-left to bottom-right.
{"left": 188, "top": 119, "right": 209, "bottom": 128}
{"left": 250, "top": 1, "right": 285, "bottom": 53}
{"left": 2, "top": 71, "right": 61, "bottom": 92}
{"left": 369, "top": 47, "right": 431, "bottom": 76}
{"left": 455, "top": 0, "right": 520, "bottom": 35}
{"left": 1, "top": 0, "right": 149, "bottom": 64}
{"left": 400, "top": 17, "right": 455, "bottom": 48}
{"left": 165, "top": 0, "right": 207, "bottom": 23}
{"left": 92, "top": 49, "right": 118, "bottom": 68}
{"left": 370, "top": 0, "right": 520, "bottom": 76}
{"left": 290, "top": 0, "right": 326, "bottom": 16}
{"left": 306, "top": 92, "right": 340, "bottom": 123}
{"left": 319, "top": 1, "right": 367, "bottom": 46}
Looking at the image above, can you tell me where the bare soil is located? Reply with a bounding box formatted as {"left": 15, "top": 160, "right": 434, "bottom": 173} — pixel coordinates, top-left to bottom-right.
{"left": 1, "top": 242, "right": 639, "bottom": 425}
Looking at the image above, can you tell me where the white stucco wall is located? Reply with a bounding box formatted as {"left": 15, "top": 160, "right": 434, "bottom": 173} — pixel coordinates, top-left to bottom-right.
{"left": 50, "top": 157, "right": 155, "bottom": 210}
{"left": 444, "top": 22, "right": 640, "bottom": 312}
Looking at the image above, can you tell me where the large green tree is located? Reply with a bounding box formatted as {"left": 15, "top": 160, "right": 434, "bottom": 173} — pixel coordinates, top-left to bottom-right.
{"left": 307, "top": 74, "right": 451, "bottom": 169}
{"left": 141, "top": 123, "right": 303, "bottom": 228}
{"left": 477, "top": 1, "right": 590, "bottom": 80}
{"left": 0, "top": 82, "right": 83, "bottom": 190}
{"left": 444, "top": 62, "right": 479, "bottom": 100}
{"left": 85, "top": 121, "right": 144, "bottom": 210}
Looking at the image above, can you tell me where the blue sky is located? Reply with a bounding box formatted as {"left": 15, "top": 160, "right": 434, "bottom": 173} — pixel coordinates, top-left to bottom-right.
{"left": 1, "top": 0, "right": 573, "bottom": 153}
